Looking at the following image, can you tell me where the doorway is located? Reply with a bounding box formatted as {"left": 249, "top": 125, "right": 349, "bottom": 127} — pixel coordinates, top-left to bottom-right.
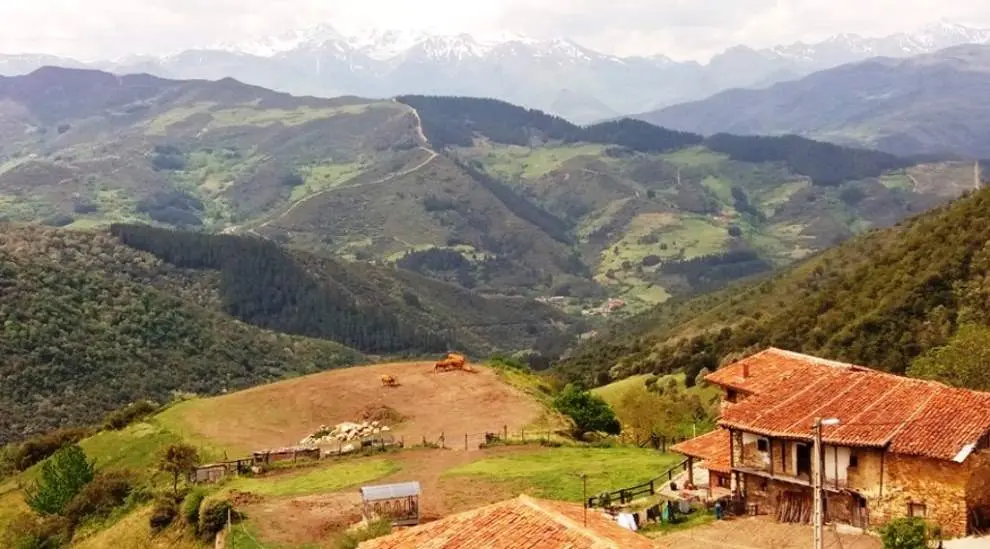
{"left": 796, "top": 443, "right": 811, "bottom": 479}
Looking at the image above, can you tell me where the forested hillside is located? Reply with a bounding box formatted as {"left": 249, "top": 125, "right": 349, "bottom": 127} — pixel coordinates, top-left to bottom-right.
{"left": 558, "top": 186, "right": 990, "bottom": 391}
{"left": 111, "top": 224, "right": 574, "bottom": 356}
{"left": 0, "top": 225, "right": 361, "bottom": 443}
{"left": 396, "top": 95, "right": 976, "bottom": 309}
{"left": 0, "top": 223, "right": 573, "bottom": 443}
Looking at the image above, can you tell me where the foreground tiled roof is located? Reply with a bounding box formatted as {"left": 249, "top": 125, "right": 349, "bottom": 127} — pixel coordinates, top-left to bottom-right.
{"left": 670, "top": 430, "right": 732, "bottom": 474}
{"left": 715, "top": 349, "right": 990, "bottom": 462}
{"left": 360, "top": 494, "right": 655, "bottom": 549}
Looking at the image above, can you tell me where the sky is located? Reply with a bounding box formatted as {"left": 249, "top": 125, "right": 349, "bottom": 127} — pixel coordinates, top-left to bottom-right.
{"left": 2, "top": 0, "right": 990, "bottom": 61}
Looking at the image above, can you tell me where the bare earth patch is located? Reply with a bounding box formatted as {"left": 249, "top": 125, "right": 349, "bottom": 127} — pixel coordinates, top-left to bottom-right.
{"left": 168, "top": 362, "right": 544, "bottom": 454}
{"left": 236, "top": 445, "right": 537, "bottom": 547}
{"left": 653, "top": 516, "right": 881, "bottom": 549}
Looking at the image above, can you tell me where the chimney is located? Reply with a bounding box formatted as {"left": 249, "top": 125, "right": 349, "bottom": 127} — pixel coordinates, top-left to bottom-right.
{"left": 742, "top": 362, "right": 750, "bottom": 379}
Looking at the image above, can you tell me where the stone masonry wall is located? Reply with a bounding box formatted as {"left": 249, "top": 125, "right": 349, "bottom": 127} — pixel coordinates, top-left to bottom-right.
{"left": 866, "top": 453, "right": 987, "bottom": 538}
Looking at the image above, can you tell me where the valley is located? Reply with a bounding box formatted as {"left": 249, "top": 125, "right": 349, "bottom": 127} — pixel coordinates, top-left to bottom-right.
{"left": 1, "top": 68, "right": 981, "bottom": 317}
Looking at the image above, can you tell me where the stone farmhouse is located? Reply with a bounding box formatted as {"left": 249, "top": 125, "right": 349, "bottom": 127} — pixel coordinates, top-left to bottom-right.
{"left": 672, "top": 347, "right": 990, "bottom": 538}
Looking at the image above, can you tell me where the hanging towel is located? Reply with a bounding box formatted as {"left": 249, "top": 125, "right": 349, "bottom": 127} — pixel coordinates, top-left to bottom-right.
{"left": 616, "top": 512, "right": 638, "bottom": 531}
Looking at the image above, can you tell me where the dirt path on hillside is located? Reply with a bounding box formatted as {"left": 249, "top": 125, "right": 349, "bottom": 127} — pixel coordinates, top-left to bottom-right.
{"left": 250, "top": 105, "right": 436, "bottom": 236}
{"left": 256, "top": 145, "right": 437, "bottom": 233}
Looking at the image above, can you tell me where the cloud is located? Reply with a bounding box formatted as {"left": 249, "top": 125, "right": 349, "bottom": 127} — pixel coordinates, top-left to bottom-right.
{"left": 2, "top": 0, "right": 990, "bottom": 60}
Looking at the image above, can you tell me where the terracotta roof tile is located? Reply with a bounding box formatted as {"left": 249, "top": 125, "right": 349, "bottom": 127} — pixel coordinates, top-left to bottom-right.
{"left": 361, "top": 495, "right": 656, "bottom": 549}
{"left": 670, "top": 430, "right": 731, "bottom": 474}
{"left": 713, "top": 348, "right": 990, "bottom": 462}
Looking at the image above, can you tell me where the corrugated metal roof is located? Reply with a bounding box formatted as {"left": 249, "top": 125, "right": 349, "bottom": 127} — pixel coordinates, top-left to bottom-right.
{"left": 361, "top": 481, "right": 421, "bottom": 501}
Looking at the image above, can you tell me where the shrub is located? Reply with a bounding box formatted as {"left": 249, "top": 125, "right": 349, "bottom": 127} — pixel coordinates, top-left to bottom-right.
{"left": 102, "top": 400, "right": 159, "bottom": 430}
{"left": 488, "top": 354, "right": 527, "bottom": 371}
{"left": 149, "top": 498, "right": 178, "bottom": 532}
{"left": 24, "top": 444, "right": 95, "bottom": 516}
{"left": 14, "top": 428, "right": 92, "bottom": 471}
{"left": 727, "top": 225, "right": 743, "bottom": 237}
{"left": 181, "top": 489, "right": 206, "bottom": 528}
{"left": 641, "top": 255, "right": 661, "bottom": 267}
{"left": 63, "top": 470, "right": 134, "bottom": 526}
{"left": 879, "top": 517, "right": 929, "bottom": 549}
{"left": 552, "top": 384, "right": 621, "bottom": 438}
{"left": 198, "top": 499, "right": 236, "bottom": 539}
{"left": 0, "top": 513, "right": 71, "bottom": 549}
{"left": 694, "top": 367, "right": 712, "bottom": 387}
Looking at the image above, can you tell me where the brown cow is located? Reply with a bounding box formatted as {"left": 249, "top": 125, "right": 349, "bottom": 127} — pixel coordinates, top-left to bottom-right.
{"left": 380, "top": 374, "right": 399, "bottom": 387}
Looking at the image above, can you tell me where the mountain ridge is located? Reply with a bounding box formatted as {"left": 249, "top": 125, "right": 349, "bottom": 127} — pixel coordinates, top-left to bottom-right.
{"left": 636, "top": 44, "right": 990, "bottom": 159}
{"left": 3, "top": 20, "right": 989, "bottom": 123}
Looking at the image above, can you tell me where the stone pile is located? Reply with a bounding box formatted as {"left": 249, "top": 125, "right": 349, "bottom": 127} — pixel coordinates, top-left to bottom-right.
{"left": 299, "top": 420, "right": 391, "bottom": 445}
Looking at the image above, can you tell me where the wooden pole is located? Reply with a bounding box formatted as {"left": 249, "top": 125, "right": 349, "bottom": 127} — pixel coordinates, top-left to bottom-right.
{"left": 581, "top": 473, "right": 588, "bottom": 526}
{"left": 813, "top": 418, "right": 823, "bottom": 549}
{"left": 465, "top": 433, "right": 468, "bottom": 451}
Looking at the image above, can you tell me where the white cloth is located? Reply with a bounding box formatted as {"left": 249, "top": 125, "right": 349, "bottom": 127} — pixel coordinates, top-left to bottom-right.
{"left": 616, "top": 512, "right": 638, "bottom": 531}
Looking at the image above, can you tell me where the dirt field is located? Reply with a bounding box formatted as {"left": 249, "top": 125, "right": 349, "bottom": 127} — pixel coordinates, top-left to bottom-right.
{"left": 235, "top": 445, "right": 533, "bottom": 548}
{"left": 167, "top": 361, "right": 545, "bottom": 454}
{"left": 653, "top": 516, "right": 882, "bottom": 549}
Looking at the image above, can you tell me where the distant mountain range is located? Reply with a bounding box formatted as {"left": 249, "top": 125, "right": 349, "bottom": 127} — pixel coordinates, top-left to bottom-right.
{"left": 1, "top": 21, "right": 989, "bottom": 123}
{"left": 636, "top": 44, "right": 990, "bottom": 159}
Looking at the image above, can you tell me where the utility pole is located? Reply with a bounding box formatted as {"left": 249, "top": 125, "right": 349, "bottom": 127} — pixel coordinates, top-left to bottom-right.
{"left": 812, "top": 417, "right": 823, "bottom": 549}
{"left": 581, "top": 473, "right": 588, "bottom": 526}
{"left": 812, "top": 417, "right": 839, "bottom": 549}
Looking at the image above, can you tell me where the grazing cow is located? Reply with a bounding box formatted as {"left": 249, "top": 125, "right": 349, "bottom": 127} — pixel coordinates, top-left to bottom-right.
{"left": 380, "top": 374, "right": 399, "bottom": 387}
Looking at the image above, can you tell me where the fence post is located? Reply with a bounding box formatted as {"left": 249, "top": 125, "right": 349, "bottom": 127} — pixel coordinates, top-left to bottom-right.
{"left": 441, "top": 432, "right": 445, "bottom": 449}
{"left": 504, "top": 425, "right": 508, "bottom": 441}
{"left": 465, "top": 433, "right": 468, "bottom": 451}
{"left": 650, "top": 480, "right": 655, "bottom": 495}
{"left": 522, "top": 429, "right": 525, "bottom": 443}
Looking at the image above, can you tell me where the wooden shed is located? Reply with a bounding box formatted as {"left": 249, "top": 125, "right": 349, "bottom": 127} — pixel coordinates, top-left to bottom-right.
{"left": 360, "top": 481, "right": 421, "bottom": 527}
{"left": 192, "top": 463, "right": 228, "bottom": 484}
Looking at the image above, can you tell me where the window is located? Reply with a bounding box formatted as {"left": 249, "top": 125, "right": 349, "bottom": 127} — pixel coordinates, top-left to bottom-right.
{"left": 757, "top": 438, "right": 769, "bottom": 452}
{"left": 849, "top": 454, "right": 859, "bottom": 468}
{"left": 908, "top": 502, "right": 927, "bottom": 518}
{"left": 726, "top": 389, "right": 738, "bottom": 403}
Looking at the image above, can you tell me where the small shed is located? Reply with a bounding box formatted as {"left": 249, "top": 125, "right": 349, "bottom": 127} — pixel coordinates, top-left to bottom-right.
{"left": 192, "top": 463, "right": 228, "bottom": 484}
{"left": 360, "top": 481, "right": 421, "bottom": 527}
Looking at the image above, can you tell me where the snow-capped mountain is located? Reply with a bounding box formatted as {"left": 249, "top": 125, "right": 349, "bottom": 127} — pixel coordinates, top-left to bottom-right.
{"left": 764, "top": 21, "right": 990, "bottom": 68}
{"left": 3, "top": 20, "right": 989, "bottom": 124}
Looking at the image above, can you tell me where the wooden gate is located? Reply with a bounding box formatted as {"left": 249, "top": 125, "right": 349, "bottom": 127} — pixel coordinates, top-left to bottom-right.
{"left": 776, "top": 491, "right": 812, "bottom": 523}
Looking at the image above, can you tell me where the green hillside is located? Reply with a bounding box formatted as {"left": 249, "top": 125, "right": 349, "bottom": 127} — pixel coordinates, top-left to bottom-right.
{"left": 559, "top": 185, "right": 990, "bottom": 391}
{"left": 0, "top": 223, "right": 572, "bottom": 444}
{"left": 0, "top": 69, "right": 978, "bottom": 312}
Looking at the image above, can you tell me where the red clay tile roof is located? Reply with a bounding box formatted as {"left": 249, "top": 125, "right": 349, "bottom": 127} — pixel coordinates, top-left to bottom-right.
{"left": 670, "top": 430, "right": 732, "bottom": 474}
{"left": 705, "top": 347, "right": 871, "bottom": 395}
{"left": 360, "top": 494, "right": 656, "bottom": 549}
{"left": 714, "top": 348, "right": 990, "bottom": 462}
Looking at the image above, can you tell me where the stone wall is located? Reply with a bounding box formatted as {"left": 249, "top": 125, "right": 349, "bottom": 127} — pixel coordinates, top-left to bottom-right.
{"left": 867, "top": 453, "right": 977, "bottom": 537}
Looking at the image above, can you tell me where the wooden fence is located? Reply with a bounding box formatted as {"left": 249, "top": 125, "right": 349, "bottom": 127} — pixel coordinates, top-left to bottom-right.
{"left": 585, "top": 458, "right": 689, "bottom": 508}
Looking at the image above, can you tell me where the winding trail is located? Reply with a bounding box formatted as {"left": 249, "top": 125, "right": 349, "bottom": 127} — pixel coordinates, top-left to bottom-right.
{"left": 250, "top": 103, "right": 437, "bottom": 234}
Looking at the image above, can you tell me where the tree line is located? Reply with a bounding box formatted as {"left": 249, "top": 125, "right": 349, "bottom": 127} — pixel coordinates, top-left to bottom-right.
{"left": 110, "top": 224, "right": 454, "bottom": 354}
{"left": 398, "top": 95, "right": 916, "bottom": 185}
